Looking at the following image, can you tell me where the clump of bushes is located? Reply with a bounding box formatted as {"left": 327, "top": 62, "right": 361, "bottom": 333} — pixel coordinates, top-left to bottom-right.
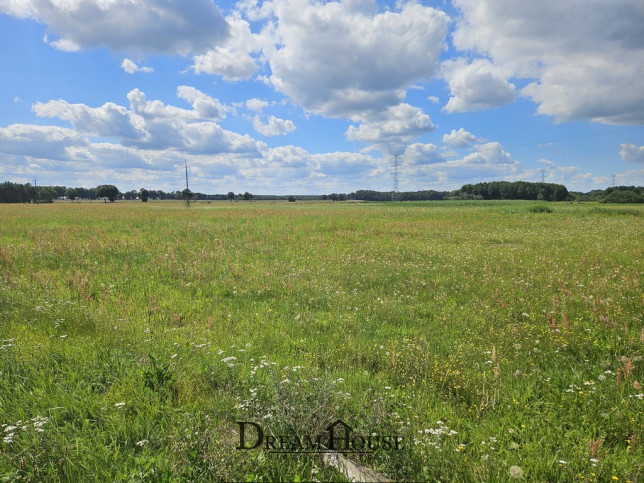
{"left": 528, "top": 205, "right": 554, "bottom": 213}
{"left": 600, "top": 190, "right": 644, "bottom": 203}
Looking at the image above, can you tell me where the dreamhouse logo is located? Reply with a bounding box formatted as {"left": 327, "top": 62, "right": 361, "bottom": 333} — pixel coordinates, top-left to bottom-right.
{"left": 236, "top": 419, "right": 404, "bottom": 454}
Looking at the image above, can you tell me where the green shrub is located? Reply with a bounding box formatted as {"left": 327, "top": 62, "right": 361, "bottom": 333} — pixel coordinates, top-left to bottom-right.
{"left": 528, "top": 205, "right": 554, "bottom": 213}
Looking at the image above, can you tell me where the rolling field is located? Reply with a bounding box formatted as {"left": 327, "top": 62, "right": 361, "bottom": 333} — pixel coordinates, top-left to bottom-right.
{"left": 0, "top": 200, "right": 642, "bottom": 481}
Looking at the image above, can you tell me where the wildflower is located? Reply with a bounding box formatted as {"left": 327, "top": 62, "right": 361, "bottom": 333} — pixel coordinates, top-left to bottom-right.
{"left": 136, "top": 439, "right": 148, "bottom": 446}
{"left": 114, "top": 402, "right": 126, "bottom": 408}
{"left": 509, "top": 465, "right": 524, "bottom": 479}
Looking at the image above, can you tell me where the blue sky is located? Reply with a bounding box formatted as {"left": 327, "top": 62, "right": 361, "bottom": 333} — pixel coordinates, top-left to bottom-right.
{"left": 1, "top": 0, "right": 643, "bottom": 195}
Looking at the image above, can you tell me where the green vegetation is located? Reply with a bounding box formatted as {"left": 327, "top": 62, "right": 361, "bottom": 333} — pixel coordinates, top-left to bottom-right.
{"left": 0, "top": 201, "right": 642, "bottom": 481}
{"left": 96, "top": 184, "right": 120, "bottom": 203}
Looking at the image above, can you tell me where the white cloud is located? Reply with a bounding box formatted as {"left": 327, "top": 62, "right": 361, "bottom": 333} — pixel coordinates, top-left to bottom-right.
{"left": 192, "top": 47, "right": 258, "bottom": 81}
{"left": 0, "top": 124, "right": 84, "bottom": 159}
{"left": 263, "top": 0, "right": 448, "bottom": 117}
{"left": 345, "top": 103, "right": 436, "bottom": 154}
{"left": 121, "top": 58, "right": 153, "bottom": 74}
{"left": 619, "top": 143, "right": 644, "bottom": 163}
{"left": 31, "top": 87, "right": 261, "bottom": 155}
{"left": 442, "top": 128, "right": 481, "bottom": 148}
{"left": 191, "top": 14, "right": 262, "bottom": 81}
{"left": 0, "top": 0, "right": 229, "bottom": 54}
{"left": 451, "top": 0, "right": 644, "bottom": 124}
{"left": 176, "top": 86, "right": 227, "bottom": 120}
{"left": 33, "top": 99, "right": 140, "bottom": 139}
{"left": 121, "top": 58, "right": 138, "bottom": 74}
{"left": 442, "top": 59, "right": 516, "bottom": 113}
{"left": 403, "top": 143, "right": 444, "bottom": 165}
{"left": 459, "top": 142, "right": 516, "bottom": 166}
{"left": 246, "top": 99, "right": 269, "bottom": 112}
{"left": 253, "top": 115, "right": 296, "bottom": 136}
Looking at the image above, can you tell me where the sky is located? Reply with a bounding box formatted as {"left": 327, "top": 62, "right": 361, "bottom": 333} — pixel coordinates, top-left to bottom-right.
{"left": 1, "top": 0, "right": 643, "bottom": 195}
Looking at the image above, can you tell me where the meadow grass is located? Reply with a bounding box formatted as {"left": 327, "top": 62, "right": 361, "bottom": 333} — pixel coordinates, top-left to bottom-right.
{"left": 0, "top": 200, "right": 642, "bottom": 481}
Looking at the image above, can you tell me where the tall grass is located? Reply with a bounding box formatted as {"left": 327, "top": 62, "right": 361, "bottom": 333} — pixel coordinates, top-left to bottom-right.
{"left": 0, "top": 201, "right": 642, "bottom": 481}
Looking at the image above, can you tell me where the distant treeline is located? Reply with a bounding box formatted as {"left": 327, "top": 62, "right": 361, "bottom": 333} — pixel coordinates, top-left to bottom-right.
{"left": 571, "top": 186, "right": 644, "bottom": 203}
{"left": 453, "top": 181, "right": 569, "bottom": 201}
{"left": 1, "top": 181, "right": 643, "bottom": 203}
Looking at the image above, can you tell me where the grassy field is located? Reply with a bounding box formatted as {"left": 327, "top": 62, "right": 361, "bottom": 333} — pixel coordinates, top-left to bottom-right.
{"left": 0, "top": 200, "right": 642, "bottom": 481}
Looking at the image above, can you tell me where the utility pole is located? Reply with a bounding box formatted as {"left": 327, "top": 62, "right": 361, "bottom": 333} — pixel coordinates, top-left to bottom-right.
{"left": 184, "top": 161, "right": 191, "bottom": 208}
{"left": 33, "top": 178, "right": 38, "bottom": 204}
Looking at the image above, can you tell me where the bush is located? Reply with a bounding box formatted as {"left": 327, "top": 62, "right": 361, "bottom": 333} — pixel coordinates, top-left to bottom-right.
{"left": 528, "top": 205, "right": 554, "bottom": 213}
{"left": 600, "top": 190, "right": 644, "bottom": 203}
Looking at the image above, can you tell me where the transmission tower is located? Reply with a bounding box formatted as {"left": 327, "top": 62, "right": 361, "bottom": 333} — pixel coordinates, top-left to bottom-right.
{"left": 392, "top": 154, "right": 401, "bottom": 200}
{"left": 540, "top": 169, "right": 546, "bottom": 183}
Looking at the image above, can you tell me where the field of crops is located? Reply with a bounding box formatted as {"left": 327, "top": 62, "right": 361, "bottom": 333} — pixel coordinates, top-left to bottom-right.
{"left": 0, "top": 200, "right": 642, "bottom": 481}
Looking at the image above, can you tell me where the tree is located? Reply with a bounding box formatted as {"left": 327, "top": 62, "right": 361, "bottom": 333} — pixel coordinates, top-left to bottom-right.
{"left": 601, "top": 190, "right": 644, "bottom": 203}
{"left": 181, "top": 188, "right": 193, "bottom": 202}
{"left": 65, "top": 187, "right": 77, "bottom": 202}
{"left": 139, "top": 188, "right": 150, "bottom": 202}
{"left": 96, "top": 184, "right": 120, "bottom": 203}
{"left": 243, "top": 191, "right": 252, "bottom": 201}
{"left": 287, "top": 195, "right": 296, "bottom": 202}
{"left": 227, "top": 191, "right": 235, "bottom": 201}
{"left": 38, "top": 186, "right": 57, "bottom": 203}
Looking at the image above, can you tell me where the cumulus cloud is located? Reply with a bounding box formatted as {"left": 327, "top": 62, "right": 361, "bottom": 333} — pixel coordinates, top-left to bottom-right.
{"left": 458, "top": 142, "right": 517, "bottom": 166}
{"left": 620, "top": 143, "right": 644, "bottom": 163}
{"left": 246, "top": 99, "right": 269, "bottom": 112}
{"left": 263, "top": 0, "right": 448, "bottom": 118}
{"left": 190, "top": 14, "right": 262, "bottom": 81}
{"left": 192, "top": 47, "right": 258, "bottom": 81}
{"left": 451, "top": 0, "right": 644, "bottom": 124}
{"left": 253, "top": 115, "right": 296, "bottom": 136}
{"left": 403, "top": 143, "right": 444, "bottom": 165}
{"left": 442, "top": 128, "right": 481, "bottom": 148}
{"left": 176, "top": 86, "right": 228, "bottom": 120}
{"left": 442, "top": 59, "right": 516, "bottom": 113}
{"left": 121, "top": 58, "right": 153, "bottom": 74}
{"left": 33, "top": 99, "right": 141, "bottom": 139}
{"left": 345, "top": 103, "right": 436, "bottom": 154}
{"left": 0, "top": 0, "right": 229, "bottom": 54}
{"left": 0, "top": 124, "right": 85, "bottom": 160}
{"left": 32, "top": 87, "right": 260, "bottom": 155}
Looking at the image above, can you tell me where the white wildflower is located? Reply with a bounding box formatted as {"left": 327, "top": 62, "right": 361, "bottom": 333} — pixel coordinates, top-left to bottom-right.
{"left": 509, "top": 465, "right": 524, "bottom": 479}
